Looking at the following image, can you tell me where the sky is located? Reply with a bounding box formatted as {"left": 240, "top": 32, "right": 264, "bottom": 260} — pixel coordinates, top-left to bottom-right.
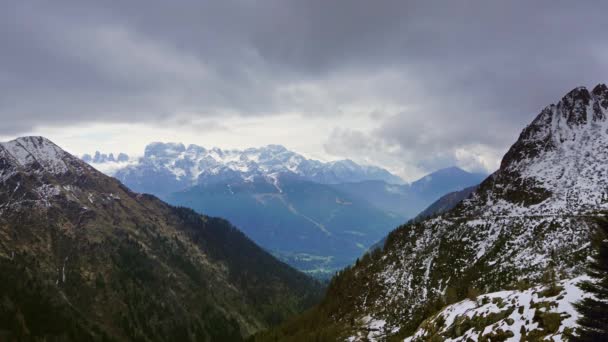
{"left": 2, "top": 1, "right": 607, "bottom": 181}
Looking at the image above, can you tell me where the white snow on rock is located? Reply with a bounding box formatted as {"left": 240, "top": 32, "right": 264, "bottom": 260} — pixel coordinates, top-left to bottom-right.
{"left": 85, "top": 143, "right": 404, "bottom": 187}
{"left": 0, "top": 136, "right": 70, "bottom": 175}
{"left": 348, "top": 316, "right": 400, "bottom": 341}
{"left": 0, "top": 136, "right": 113, "bottom": 214}
{"left": 403, "top": 277, "right": 590, "bottom": 342}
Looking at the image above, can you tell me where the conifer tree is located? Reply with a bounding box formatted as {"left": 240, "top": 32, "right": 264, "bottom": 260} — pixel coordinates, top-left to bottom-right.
{"left": 573, "top": 218, "right": 608, "bottom": 341}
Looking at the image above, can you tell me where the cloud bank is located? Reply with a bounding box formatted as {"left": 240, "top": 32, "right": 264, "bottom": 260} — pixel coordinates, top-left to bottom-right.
{"left": 2, "top": 1, "right": 607, "bottom": 179}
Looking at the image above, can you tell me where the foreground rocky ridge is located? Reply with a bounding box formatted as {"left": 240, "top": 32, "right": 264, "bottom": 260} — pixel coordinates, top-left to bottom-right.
{"left": 0, "top": 137, "right": 321, "bottom": 341}
{"left": 255, "top": 84, "right": 608, "bottom": 341}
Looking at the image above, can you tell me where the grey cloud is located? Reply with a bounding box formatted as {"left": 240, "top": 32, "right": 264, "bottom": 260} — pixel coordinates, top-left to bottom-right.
{"left": 324, "top": 127, "right": 499, "bottom": 180}
{"left": 2, "top": 1, "right": 607, "bottom": 176}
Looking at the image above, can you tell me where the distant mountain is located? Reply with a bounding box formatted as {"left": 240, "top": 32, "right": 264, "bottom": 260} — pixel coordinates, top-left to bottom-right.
{"left": 166, "top": 174, "right": 404, "bottom": 278}
{"left": 82, "top": 151, "right": 129, "bottom": 163}
{"left": 95, "top": 143, "right": 404, "bottom": 197}
{"left": 82, "top": 151, "right": 134, "bottom": 176}
{"left": 0, "top": 136, "right": 321, "bottom": 341}
{"left": 413, "top": 185, "right": 478, "bottom": 221}
{"left": 409, "top": 166, "right": 486, "bottom": 203}
{"left": 331, "top": 167, "right": 486, "bottom": 218}
{"left": 258, "top": 84, "right": 608, "bottom": 341}
{"left": 366, "top": 183, "right": 480, "bottom": 252}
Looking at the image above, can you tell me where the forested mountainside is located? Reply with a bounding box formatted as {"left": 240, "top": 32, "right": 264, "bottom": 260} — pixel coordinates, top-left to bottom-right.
{"left": 254, "top": 84, "right": 608, "bottom": 341}
{"left": 0, "top": 136, "right": 322, "bottom": 341}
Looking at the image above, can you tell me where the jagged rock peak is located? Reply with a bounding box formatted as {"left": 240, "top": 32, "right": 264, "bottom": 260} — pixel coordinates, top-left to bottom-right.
{"left": 592, "top": 83, "right": 608, "bottom": 97}
{"left": 557, "top": 83, "right": 608, "bottom": 126}
{"left": 82, "top": 151, "right": 129, "bottom": 163}
{"left": 500, "top": 84, "right": 608, "bottom": 170}
{"left": 478, "top": 83, "right": 608, "bottom": 210}
{"left": 560, "top": 86, "right": 591, "bottom": 126}
{"left": 592, "top": 83, "right": 608, "bottom": 120}
{"left": 116, "top": 153, "right": 129, "bottom": 162}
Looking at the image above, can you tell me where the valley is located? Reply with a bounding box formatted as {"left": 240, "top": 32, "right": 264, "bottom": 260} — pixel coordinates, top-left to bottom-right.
{"left": 84, "top": 145, "right": 484, "bottom": 277}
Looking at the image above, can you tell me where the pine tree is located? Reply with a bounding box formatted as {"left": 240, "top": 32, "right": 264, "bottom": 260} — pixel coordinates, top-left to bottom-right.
{"left": 573, "top": 218, "right": 608, "bottom": 341}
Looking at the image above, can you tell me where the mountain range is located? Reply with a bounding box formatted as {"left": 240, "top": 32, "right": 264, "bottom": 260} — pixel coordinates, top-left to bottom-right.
{"left": 84, "top": 146, "right": 485, "bottom": 277}
{"left": 100, "top": 143, "right": 404, "bottom": 196}
{"left": 257, "top": 84, "right": 608, "bottom": 341}
{"left": 0, "top": 136, "right": 321, "bottom": 341}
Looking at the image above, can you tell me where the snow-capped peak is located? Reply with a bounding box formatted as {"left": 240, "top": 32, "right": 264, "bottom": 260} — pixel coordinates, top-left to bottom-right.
{"left": 83, "top": 143, "right": 404, "bottom": 194}
{"left": 0, "top": 136, "right": 70, "bottom": 174}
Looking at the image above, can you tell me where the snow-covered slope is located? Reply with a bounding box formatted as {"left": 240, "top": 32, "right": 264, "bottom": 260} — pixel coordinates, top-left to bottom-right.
{"left": 401, "top": 277, "right": 589, "bottom": 342}
{"left": 0, "top": 136, "right": 123, "bottom": 215}
{"left": 0, "top": 136, "right": 74, "bottom": 176}
{"left": 284, "top": 84, "right": 608, "bottom": 340}
{"left": 84, "top": 144, "right": 403, "bottom": 195}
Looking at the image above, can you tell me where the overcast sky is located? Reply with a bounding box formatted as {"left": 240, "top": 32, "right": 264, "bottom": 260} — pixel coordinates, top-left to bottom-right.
{"left": 2, "top": 1, "right": 607, "bottom": 180}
